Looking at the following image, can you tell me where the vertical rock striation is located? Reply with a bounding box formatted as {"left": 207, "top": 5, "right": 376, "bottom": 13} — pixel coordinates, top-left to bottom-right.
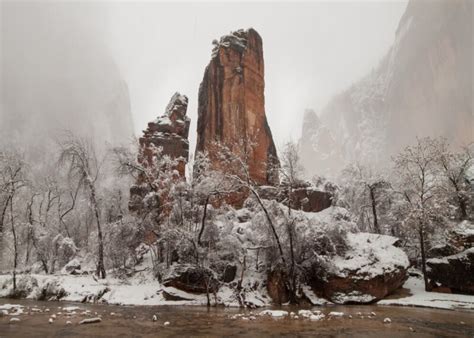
{"left": 195, "top": 28, "right": 279, "bottom": 185}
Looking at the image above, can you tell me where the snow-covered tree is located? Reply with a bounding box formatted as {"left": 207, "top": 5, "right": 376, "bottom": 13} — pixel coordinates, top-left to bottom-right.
{"left": 393, "top": 137, "right": 447, "bottom": 291}
{"left": 0, "top": 149, "right": 28, "bottom": 292}
{"left": 58, "top": 132, "right": 107, "bottom": 279}
{"left": 437, "top": 142, "right": 473, "bottom": 220}
{"left": 339, "top": 163, "right": 391, "bottom": 233}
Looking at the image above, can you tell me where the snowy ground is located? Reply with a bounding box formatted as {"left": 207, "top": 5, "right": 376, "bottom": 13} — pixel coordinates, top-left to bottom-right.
{"left": 378, "top": 277, "right": 474, "bottom": 311}
{"left": 1, "top": 273, "right": 473, "bottom": 311}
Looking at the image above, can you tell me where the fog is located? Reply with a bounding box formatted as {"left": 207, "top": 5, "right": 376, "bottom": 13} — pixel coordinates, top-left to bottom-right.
{"left": 1, "top": 1, "right": 407, "bottom": 153}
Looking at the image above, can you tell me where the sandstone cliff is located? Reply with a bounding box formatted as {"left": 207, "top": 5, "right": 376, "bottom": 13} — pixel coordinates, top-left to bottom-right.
{"left": 129, "top": 93, "right": 190, "bottom": 214}
{"left": 300, "top": 0, "right": 473, "bottom": 176}
{"left": 138, "top": 93, "right": 190, "bottom": 177}
{"left": 195, "top": 28, "right": 279, "bottom": 185}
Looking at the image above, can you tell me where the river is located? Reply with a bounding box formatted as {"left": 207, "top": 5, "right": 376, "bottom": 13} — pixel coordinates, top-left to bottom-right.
{"left": 0, "top": 299, "right": 473, "bottom": 337}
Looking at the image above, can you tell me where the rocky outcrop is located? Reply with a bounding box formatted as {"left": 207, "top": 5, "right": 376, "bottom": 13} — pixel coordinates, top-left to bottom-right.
{"left": 258, "top": 183, "right": 332, "bottom": 213}
{"left": 300, "top": 0, "right": 473, "bottom": 173}
{"left": 427, "top": 248, "right": 474, "bottom": 295}
{"left": 129, "top": 93, "right": 190, "bottom": 214}
{"left": 426, "top": 221, "right": 474, "bottom": 294}
{"left": 307, "top": 233, "right": 409, "bottom": 304}
{"left": 162, "top": 264, "right": 219, "bottom": 294}
{"left": 138, "top": 92, "right": 190, "bottom": 177}
{"left": 195, "top": 28, "right": 279, "bottom": 186}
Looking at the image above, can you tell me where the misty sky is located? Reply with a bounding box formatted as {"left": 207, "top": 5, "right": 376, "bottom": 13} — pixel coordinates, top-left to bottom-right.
{"left": 102, "top": 1, "right": 408, "bottom": 151}
{"left": 1, "top": 1, "right": 409, "bottom": 152}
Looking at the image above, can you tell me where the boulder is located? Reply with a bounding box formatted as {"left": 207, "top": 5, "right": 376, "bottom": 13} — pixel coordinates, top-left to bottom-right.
{"left": 257, "top": 184, "right": 332, "bottom": 213}
{"left": 289, "top": 188, "right": 332, "bottom": 213}
{"left": 427, "top": 248, "right": 474, "bottom": 295}
{"left": 61, "top": 258, "right": 82, "bottom": 275}
{"left": 427, "top": 243, "right": 458, "bottom": 258}
{"left": 162, "top": 264, "right": 219, "bottom": 294}
{"left": 195, "top": 28, "right": 279, "bottom": 190}
{"left": 308, "top": 233, "right": 409, "bottom": 304}
{"left": 449, "top": 220, "right": 474, "bottom": 250}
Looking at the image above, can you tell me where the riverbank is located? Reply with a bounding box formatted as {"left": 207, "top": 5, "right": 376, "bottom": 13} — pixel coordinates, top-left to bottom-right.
{"left": 1, "top": 271, "right": 474, "bottom": 311}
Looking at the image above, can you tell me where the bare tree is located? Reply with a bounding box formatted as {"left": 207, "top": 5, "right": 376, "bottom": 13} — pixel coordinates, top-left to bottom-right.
{"left": 279, "top": 141, "right": 304, "bottom": 303}
{"left": 0, "top": 150, "right": 27, "bottom": 292}
{"left": 438, "top": 142, "right": 473, "bottom": 220}
{"left": 393, "top": 137, "right": 446, "bottom": 291}
{"left": 340, "top": 163, "right": 391, "bottom": 234}
{"left": 58, "top": 132, "right": 106, "bottom": 278}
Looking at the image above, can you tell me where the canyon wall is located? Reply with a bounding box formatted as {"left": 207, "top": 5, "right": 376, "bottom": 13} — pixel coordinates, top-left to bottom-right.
{"left": 300, "top": 0, "right": 473, "bottom": 177}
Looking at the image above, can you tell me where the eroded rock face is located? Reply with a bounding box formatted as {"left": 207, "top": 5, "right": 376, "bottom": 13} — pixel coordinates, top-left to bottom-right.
{"left": 139, "top": 92, "right": 190, "bottom": 177}
{"left": 307, "top": 233, "right": 409, "bottom": 304}
{"left": 129, "top": 93, "right": 190, "bottom": 214}
{"left": 195, "top": 28, "right": 279, "bottom": 186}
{"left": 427, "top": 248, "right": 474, "bottom": 295}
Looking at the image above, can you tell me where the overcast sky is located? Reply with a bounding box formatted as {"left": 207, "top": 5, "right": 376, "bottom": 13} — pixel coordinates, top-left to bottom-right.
{"left": 102, "top": 1, "right": 408, "bottom": 151}
{"left": 1, "top": 1, "right": 409, "bottom": 153}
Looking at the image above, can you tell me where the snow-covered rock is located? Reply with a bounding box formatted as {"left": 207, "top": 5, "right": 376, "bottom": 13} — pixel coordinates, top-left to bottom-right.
{"left": 61, "top": 258, "right": 82, "bottom": 275}
{"left": 308, "top": 233, "right": 409, "bottom": 304}
{"left": 162, "top": 264, "right": 218, "bottom": 294}
{"left": 427, "top": 248, "right": 474, "bottom": 295}
{"left": 80, "top": 317, "right": 102, "bottom": 324}
{"left": 259, "top": 310, "right": 288, "bottom": 318}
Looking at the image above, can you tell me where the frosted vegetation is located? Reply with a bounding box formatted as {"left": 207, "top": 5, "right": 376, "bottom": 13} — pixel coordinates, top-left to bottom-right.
{"left": 0, "top": 133, "right": 472, "bottom": 309}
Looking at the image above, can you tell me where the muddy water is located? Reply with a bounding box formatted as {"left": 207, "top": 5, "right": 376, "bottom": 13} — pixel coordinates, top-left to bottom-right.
{"left": 0, "top": 299, "right": 473, "bottom": 337}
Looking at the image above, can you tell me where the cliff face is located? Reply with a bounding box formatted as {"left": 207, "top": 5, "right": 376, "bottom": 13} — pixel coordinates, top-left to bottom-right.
{"left": 195, "top": 28, "right": 279, "bottom": 185}
{"left": 300, "top": 0, "right": 473, "bottom": 176}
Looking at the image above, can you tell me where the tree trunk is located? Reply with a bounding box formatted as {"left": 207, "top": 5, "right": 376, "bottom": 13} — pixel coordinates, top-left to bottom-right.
{"left": 10, "top": 195, "right": 17, "bottom": 293}
{"left": 89, "top": 183, "right": 106, "bottom": 279}
{"left": 249, "top": 188, "right": 286, "bottom": 265}
{"left": 288, "top": 220, "right": 297, "bottom": 304}
{"left": 369, "top": 187, "right": 380, "bottom": 234}
{"left": 0, "top": 195, "right": 12, "bottom": 234}
{"left": 198, "top": 195, "right": 211, "bottom": 245}
{"left": 419, "top": 227, "right": 430, "bottom": 292}
{"left": 458, "top": 194, "right": 468, "bottom": 220}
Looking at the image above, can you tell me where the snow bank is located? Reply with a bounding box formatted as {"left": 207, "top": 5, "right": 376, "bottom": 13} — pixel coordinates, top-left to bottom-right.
{"left": 378, "top": 277, "right": 474, "bottom": 310}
